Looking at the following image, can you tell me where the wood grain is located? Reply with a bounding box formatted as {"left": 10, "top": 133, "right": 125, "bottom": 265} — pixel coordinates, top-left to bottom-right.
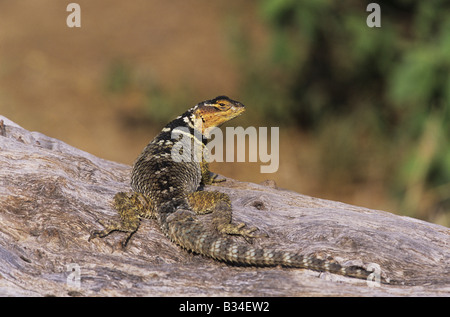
{"left": 0, "top": 115, "right": 448, "bottom": 296}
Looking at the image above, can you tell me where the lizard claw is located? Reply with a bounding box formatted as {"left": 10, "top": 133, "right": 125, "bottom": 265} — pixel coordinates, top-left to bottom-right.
{"left": 240, "top": 226, "right": 269, "bottom": 243}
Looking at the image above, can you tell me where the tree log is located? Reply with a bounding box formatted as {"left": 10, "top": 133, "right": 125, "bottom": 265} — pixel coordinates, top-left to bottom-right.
{"left": 0, "top": 115, "right": 448, "bottom": 296}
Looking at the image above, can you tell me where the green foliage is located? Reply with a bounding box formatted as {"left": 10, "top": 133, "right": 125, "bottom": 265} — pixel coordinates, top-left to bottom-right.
{"left": 104, "top": 60, "right": 192, "bottom": 124}
{"left": 233, "top": 0, "right": 450, "bottom": 223}
{"left": 142, "top": 83, "right": 192, "bottom": 123}
{"left": 105, "top": 60, "right": 133, "bottom": 94}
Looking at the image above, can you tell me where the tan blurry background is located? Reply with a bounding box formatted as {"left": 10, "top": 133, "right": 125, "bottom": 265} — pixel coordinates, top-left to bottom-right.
{"left": 0, "top": 1, "right": 448, "bottom": 226}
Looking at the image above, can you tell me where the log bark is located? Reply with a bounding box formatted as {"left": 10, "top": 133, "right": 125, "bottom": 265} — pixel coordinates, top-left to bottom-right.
{"left": 0, "top": 115, "right": 448, "bottom": 296}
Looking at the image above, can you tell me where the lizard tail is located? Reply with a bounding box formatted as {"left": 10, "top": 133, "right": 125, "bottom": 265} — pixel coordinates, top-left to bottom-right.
{"left": 158, "top": 206, "right": 387, "bottom": 283}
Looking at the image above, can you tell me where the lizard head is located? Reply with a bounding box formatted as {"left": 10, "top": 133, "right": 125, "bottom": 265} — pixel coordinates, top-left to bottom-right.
{"left": 192, "top": 96, "right": 245, "bottom": 135}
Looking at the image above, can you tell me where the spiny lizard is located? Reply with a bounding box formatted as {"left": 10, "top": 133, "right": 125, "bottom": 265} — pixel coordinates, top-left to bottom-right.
{"left": 89, "top": 96, "right": 389, "bottom": 284}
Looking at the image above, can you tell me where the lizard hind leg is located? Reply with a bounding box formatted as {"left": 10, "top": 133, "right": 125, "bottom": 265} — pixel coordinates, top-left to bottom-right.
{"left": 89, "top": 192, "right": 154, "bottom": 247}
{"left": 187, "top": 190, "right": 263, "bottom": 242}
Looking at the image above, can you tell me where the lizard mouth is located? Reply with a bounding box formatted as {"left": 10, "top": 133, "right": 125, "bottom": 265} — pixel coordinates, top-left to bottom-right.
{"left": 230, "top": 105, "right": 245, "bottom": 119}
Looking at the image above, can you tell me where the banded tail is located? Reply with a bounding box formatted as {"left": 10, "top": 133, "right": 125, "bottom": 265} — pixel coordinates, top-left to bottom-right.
{"left": 158, "top": 206, "right": 388, "bottom": 283}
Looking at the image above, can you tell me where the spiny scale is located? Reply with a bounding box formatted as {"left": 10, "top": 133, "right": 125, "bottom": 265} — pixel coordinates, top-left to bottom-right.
{"left": 89, "top": 96, "right": 389, "bottom": 284}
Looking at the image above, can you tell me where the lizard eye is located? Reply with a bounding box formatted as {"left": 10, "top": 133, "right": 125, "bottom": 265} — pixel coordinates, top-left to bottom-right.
{"left": 215, "top": 103, "right": 228, "bottom": 110}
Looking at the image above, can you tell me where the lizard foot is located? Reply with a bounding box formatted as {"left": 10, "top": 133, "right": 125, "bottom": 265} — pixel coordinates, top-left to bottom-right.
{"left": 88, "top": 219, "right": 138, "bottom": 248}
{"left": 218, "top": 222, "right": 267, "bottom": 243}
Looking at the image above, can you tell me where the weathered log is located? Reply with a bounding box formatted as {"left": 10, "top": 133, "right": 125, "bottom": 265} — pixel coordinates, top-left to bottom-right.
{"left": 0, "top": 115, "right": 448, "bottom": 296}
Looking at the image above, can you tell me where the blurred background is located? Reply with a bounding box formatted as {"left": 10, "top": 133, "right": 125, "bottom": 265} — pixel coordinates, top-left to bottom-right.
{"left": 0, "top": 1, "right": 448, "bottom": 226}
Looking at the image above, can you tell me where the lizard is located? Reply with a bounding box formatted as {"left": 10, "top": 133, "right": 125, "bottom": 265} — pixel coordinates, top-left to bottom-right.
{"left": 89, "top": 95, "right": 390, "bottom": 284}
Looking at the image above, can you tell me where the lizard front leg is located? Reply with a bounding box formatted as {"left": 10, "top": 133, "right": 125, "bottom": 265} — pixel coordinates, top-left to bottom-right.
{"left": 200, "top": 160, "right": 225, "bottom": 185}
